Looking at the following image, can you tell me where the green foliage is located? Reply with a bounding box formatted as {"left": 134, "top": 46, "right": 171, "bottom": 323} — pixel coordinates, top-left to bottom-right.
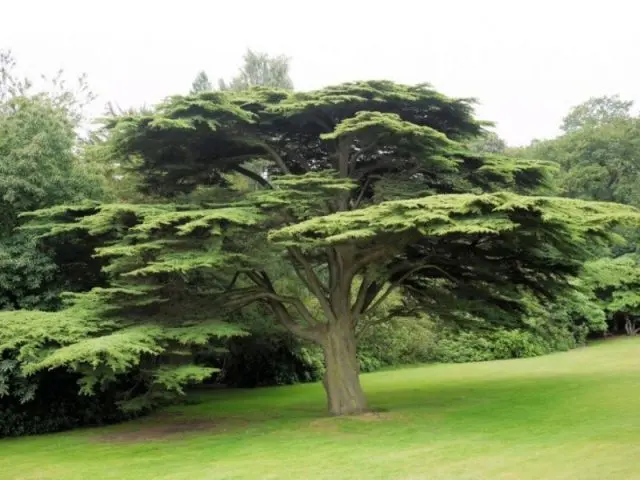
{"left": 190, "top": 71, "right": 213, "bottom": 94}
{"left": 357, "top": 302, "right": 595, "bottom": 369}
{"left": 0, "top": 367, "right": 139, "bottom": 438}
{"left": 218, "top": 333, "right": 324, "bottom": 387}
{"left": 8, "top": 79, "right": 640, "bottom": 416}
{"left": 561, "top": 95, "right": 634, "bottom": 133}
{"left": 357, "top": 315, "right": 437, "bottom": 372}
{"left": 521, "top": 97, "right": 640, "bottom": 208}
{"left": 0, "top": 96, "right": 101, "bottom": 217}
{"left": 0, "top": 53, "right": 106, "bottom": 311}
{"left": 219, "top": 49, "right": 293, "bottom": 91}
{"left": 0, "top": 200, "right": 251, "bottom": 410}
{"left": 581, "top": 255, "right": 640, "bottom": 334}
{"left": 467, "top": 130, "right": 507, "bottom": 154}
{"left": 433, "top": 330, "right": 551, "bottom": 363}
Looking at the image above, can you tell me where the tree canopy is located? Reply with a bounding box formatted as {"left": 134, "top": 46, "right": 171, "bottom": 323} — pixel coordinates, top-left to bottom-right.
{"left": 561, "top": 95, "right": 634, "bottom": 133}
{"left": 3, "top": 80, "right": 639, "bottom": 416}
{"left": 219, "top": 49, "right": 293, "bottom": 91}
{"left": 190, "top": 71, "right": 213, "bottom": 94}
{"left": 0, "top": 52, "right": 105, "bottom": 310}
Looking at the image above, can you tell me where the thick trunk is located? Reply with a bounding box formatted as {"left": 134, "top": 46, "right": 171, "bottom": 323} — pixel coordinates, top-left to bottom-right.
{"left": 321, "top": 323, "right": 368, "bottom": 416}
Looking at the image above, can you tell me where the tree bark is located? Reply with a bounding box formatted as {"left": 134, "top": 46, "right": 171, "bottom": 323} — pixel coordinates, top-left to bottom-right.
{"left": 321, "top": 322, "right": 368, "bottom": 416}
{"left": 625, "top": 315, "right": 637, "bottom": 336}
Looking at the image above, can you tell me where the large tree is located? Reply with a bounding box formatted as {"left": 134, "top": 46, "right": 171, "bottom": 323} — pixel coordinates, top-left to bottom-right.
{"left": 5, "top": 81, "right": 639, "bottom": 415}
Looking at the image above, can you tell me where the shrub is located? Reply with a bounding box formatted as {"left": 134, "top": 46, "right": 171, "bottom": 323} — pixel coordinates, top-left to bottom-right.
{"left": 214, "top": 332, "right": 324, "bottom": 387}
{"left": 434, "top": 332, "right": 496, "bottom": 363}
{"left": 0, "top": 367, "right": 139, "bottom": 438}
{"left": 357, "top": 315, "right": 437, "bottom": 371}
{"left": 357, "top": 311, "right": 590, "bottom": 369}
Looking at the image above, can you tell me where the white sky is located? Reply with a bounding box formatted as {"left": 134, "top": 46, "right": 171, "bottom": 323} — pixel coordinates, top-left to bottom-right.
{"left": 2, "top": 0, "right": 638, "bottom": 145}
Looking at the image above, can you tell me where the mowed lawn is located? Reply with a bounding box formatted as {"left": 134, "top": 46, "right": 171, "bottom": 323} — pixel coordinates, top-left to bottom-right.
{"left": 2, "top": 339, "right": 640, "bottom": 480}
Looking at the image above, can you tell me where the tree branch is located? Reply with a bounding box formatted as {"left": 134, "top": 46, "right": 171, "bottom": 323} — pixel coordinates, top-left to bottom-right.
{"left": 356, "top": 306, "right": 420, "bottom": 339}
{"left": 357, "top": 281, "right": 383, "bottom": 316}
{"left": 346, "top": 247, "right": 390, "bottom": 283}
{"left": 288, "top": 247, "right": 336, "bottom": 322}
{"left": 225, "top": 272, "right": 241, "bottom": 291}
{"left": 337, "top": 137, "right": 351, "bottom": 177}
{"left": 365, "top": 264, "right": 457, "bottom": 315}
{"left": 246, "top": 271, "right": 270, "bottom": 289}
{"left": 261, "top": 143, "right": 290, "bottom": 174}
{"left": 223, "top": 288, "right": 323, "bottom": 336}
{"left": 351, "top": 269, "right": 377, "bottom": 317}
{"left": 232, "top": 165, "right": 273, "bottom": 189}
{"left": 355, "top": 312, "right": 395, "bottom": 339}
{"left": 327, "top": 247, "right": 341, "bottom": 296}
{"left": 268, "top": 300, "right": 324, "bottom": 343}
{"left": 351, "top": 176, "right": 372, "bottom": 210}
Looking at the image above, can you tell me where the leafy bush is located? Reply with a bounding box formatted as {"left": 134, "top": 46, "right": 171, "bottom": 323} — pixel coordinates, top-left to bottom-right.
{"left": 0, "top": 367, "right": 140, "bottom": 438}
{"left": 358, "top": 315, "right": 437, "bottom": 372}
{"left": 357, "top": 309, "right": 591, "bottom": 368}
{"left": 434, "top": 332, "right": 496, "bottom": 363}
{"left": 218, "top": 333, "right": 324, "bottom": 387}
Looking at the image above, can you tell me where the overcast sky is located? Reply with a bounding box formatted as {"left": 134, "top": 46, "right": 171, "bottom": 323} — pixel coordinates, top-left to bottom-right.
{"left": 2, "top": 0, "right": 638, "bottom": 145}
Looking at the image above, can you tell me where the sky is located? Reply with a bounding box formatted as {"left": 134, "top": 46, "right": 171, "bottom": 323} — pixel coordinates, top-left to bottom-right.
{"left": 2, "top": 0, "right": 639, "bottom": 145}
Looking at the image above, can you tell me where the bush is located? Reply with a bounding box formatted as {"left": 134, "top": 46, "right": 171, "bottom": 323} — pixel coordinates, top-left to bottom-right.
{"left": 431, "top": 325, "right": 585, "bottom": 364}
{"left": 216, "top": 332, "right": 324, "bottom": 387}
{"left": 434, "top": 332, "right": 496, "bottom": 363}
{"left": 488, "top": 329, "right": 551, "bottom": 359}
{"left": 358, "top": 315, "right": 437, "bottom": 372}
{"left": 357, "top": 312, "right": 589, "bottom": 369}
{"left": 0, "top": 368, "right": 139, "bottom": 438}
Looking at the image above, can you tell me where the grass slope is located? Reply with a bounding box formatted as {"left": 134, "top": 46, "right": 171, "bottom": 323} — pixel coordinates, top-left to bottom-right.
{"left": 2, "top": 338, "right": 640, "bottom": 480}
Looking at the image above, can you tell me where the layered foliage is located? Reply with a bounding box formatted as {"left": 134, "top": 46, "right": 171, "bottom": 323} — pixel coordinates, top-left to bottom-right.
{"left": 3, "top": 80, "right": 640, "bottom": 415}
{"left": 0, "top": 52, "right": 135, "bottom": 435}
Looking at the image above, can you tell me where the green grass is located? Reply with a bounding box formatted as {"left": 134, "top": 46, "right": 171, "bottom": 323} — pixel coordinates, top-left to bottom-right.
{"left": 3, "top": 338, "right": 640, "bottom": 479}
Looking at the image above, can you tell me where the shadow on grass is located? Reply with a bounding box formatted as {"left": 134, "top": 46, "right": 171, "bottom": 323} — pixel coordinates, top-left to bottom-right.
{"left": 83, "top": 370, "right": 623, "bottom": 444}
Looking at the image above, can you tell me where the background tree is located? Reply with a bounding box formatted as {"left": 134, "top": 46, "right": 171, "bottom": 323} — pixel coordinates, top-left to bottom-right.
{"left": 190, "top": 71, "right": 213, "bottom": 94}
{"left": 561, "top": 95, "right": 634, "bottom": 133}
{"left": 219, "top": 49, "right": 293, "bottom": 91}
{"left": 518, "top": 96, "right": 640, "bottom": 208}
{"left": 0, "top": 51, "right": 105, "bottom": 310}
{"left": 582, "top": 256, "right": 640, "bottom": 336}
{"left": 516, "top": 95, "right": 640, "bottom": 339}
{"left": 3, "top": 81, "right": 638, "bottom": 417}
{"left": 0, "top": 52, "right": 138, "bottom": 436}
{"left": 467, "top": 130, "right": 506, "bottom": 154}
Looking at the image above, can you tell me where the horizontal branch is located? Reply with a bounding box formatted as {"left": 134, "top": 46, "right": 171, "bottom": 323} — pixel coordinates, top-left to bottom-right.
{"left": 232, "top": 165, "right": 273, "bottom": 189}
{"left": 365, "top": 264, "right": 457, "bottom": 315}
{"left": 351, "top": 269, "right": 378, "bottom": 317}
{"left": 261, "top": 142, "right": 290, "bottom": 174}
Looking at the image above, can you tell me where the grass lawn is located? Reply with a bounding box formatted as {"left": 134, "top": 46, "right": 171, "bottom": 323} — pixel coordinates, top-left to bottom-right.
{"left": 2, "top": 338, "right": 640, "bottom": 479}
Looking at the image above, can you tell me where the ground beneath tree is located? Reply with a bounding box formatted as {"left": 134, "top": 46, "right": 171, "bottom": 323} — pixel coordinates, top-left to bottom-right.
{"left": 3, "top": 338, "right": 640, "bottom": 480}
{"left": 92, "top": 413, "right": 248, "bottom": 442}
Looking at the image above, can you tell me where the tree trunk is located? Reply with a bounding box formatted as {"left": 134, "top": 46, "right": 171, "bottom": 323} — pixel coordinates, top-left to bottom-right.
{"left": 625, "top": 315, "right": 637, "bottom": 336}
{"left": 321, "top": 323, "right": 368, "bottom": 416}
